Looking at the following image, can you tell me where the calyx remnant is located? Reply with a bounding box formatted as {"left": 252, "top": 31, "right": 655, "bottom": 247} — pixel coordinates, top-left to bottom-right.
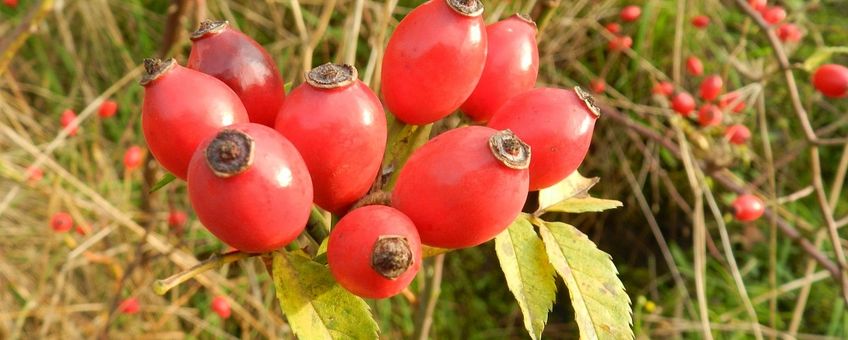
{"left": 371, "top": 236, "right": 413, "bottom": 280}
{"left": 489, "top": 129, "right": 531, "bottom": 170}
{"left": 205, "top": 129, "right": 255, "bottom": 178}
{"left": 305, "top": 63, "right": 358, "bottom": 89}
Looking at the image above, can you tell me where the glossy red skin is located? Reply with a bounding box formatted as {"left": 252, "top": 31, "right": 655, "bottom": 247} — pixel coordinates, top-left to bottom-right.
{"left": 119, "top": 298, "right": 140, "bottom": 314}
{"left": 168, "top": 209, "right": 188, "bottom": 230}
{"left": 142, "top": 63, "right": 249, "bottom": 180}
{"left": 99, "top": 100, "right": 118, "bottom": 118}
{"left": 671, "top": 92, "right": 696, "bottom": 116}
{"left": 211, "top": 296, "right": 232, "bottom": 319}
{"left": 51, "top": 212, "right": 73, "bottom": 233}
{"left": 393, "top": 126, "right": 529, "bottom": 248}
{"left": 605, "top": 23, "right": 621, "bottom": 34}
{"left": 123, "top": 146, "right": 144, "bottom": 171}
{"left": 725, "top": 124, "right": 751, "bottom": 145}
{"left": 653, "top": 81, "right": 674, "bottom": 97}
{"left": 776, "top": 23, "right": 802, "bottom": 42}
{"left": 3, "top": 0, "right": 17, "bottom": 8}
{"left": 275, "top": 80, "right": 386, "bottom": 214}
{"left": 762, "top": 6, "right": 786, "bottom": 25}
{"left": 749, "top": 0, "right": 767, "bottom": 12}
{"left": 719, "top": 92, "right": 747, "bottom": 113}
{"left": 732, "top": 194, "right": 765, "bottom": 222}
{"left": 607, "top": 35, "right": 632, "bottom": 51}
{"left": 620, "top": 5, "right": 641, "bottom": 22}
{"left": 812, "top": 64, "right": 848, "bottom": 98}
{"left": 381, "top": 0, "right": 487, "bottom": 124}
{"left": 461, "top": 16, "right": 538, "bottom": 123}
{"left": 188, "top": 27, "right": 285, "bottom": 127}
{"left": 692, "top": 15, "right": 710, "bottom": 28}
{"left": 699, "top": 75, "right": 723, "bottom": 101}
{"left": 591, "top": 79, "right": 606, "bottom": 93}
{"left": 187, "top": 123, "right": 312, "bottom": 253}
{"left": 697, "top": 104, "right": 723, "bottom": 127}
{"left": 488, "top": 88, "right": 597, "bottom": 190}
{"left": 328, "top": 205, "right": 422, "bottom": 298}
{"left": 686, "top": 56, "right": 703, "bottom": 76}
{"left": 60, "top": 109, "right": 78, "bottom": 136}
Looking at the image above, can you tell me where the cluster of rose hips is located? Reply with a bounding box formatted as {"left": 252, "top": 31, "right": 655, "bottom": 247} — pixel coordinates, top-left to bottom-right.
{"left": 137, "top": 0, "right": 599, "bottom": 299}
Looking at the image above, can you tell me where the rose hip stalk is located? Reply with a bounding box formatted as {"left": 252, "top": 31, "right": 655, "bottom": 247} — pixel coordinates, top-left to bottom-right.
{"left": 381, "top": 0, "right": 487, "bottom": 125}
{"left": 141, "top": 58, "right": 249, "bottom": 179}
{"left": 328, "top": 205, "right": 422, "bottom": 299}
{"left": 189, "top": 20, "right": 286, "bottom": 127}
{"left": 276, "top": 64, "right": 386, "bottom": 214}
{"left": 461, "top": 14, "right": 538, "bottom": 123}
{"left": 487, "top": 87, "right": 599, "bottom": 190}
{"left": 393, "top": 127, "right": 530, "bottom": 248}
{"left": 187, "top": 123, "right": 313, "bottom": 253}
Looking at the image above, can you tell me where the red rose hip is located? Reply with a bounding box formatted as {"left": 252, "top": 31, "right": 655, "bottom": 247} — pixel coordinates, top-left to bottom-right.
{"left": 189, "top": 20, "right": 286, "bottom": 127}
{"left": 686, "top": 56, "right": 703, "bottom": 76}
{"left": 732, "top": 194, "right": 765, "bottom": 222}
{"left": 328, "top": 205, "right": 422, "bottom": 299}
{"left": 211, "top": 296, "right": 232, "bottom": 319}
{"left": 381, "top": 0, "right": 487, "bottom": 124}
{"left": 697, "top": 104, "right": 723, "bottom": 127}
{"left": 461, "top": 14, "right": 538, "bottom": 123}
{"left": 392, "top": 127, "right": 530, "bottom": 248}
{"left": 719, "top": 92, "right": 747, "bottom": 113}
{"left": 119, "top": 298, "right": 140, "bottom": 314}
{"left": 187, "top": 123, "right": 313, "bottom": 253}
{"left": 653, "top": 81, "right": 674, "bottom": 97}
{"left": 692, "top": 15, "right": 710, "bottom": 28}
{"left": 605, "top": 23, "right": 621, "bottom": 34}
{"left": 776, "top": 23, "right": 802, "bottom": 42}
{"left": 671, "top": 92, "right": 696, "bottom": 116}
{"left": 699, "top": 75, "right": 723, "bottom": 101}
{"left": 812, "top": 64, "right": 848, "bottom": 98}
{"left": 620, "top": 5, "right": 641, "bottom": 22}
{"left": 60, "top": 109, "right": 79, "bottom": 137}
{"left": 141, "top": 58, "right": 249, "bottom": 179}
{"left": 123, "top": 146, "right": 144, "bottom": 171}
{"left": 762, "top": 6, "right": 786, "bottom": 25}
{"left": 725, "top": 124, "right": 751, "bottom": 145}
{"left": 99, "top": 100, "right": 118, "bottom": 118}
{"left": 487, "top": 87, "right": 599, "bottom": 190}
{"left": 275, "top": 64, "right": 386, "bottom": 214}
{"left": 50, "top": 212, "right": 73, "bottom": 233}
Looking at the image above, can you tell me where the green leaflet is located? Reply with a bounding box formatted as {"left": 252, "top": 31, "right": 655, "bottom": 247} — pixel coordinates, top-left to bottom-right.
{"left": 272, "top": 251, "right": 378, "bottom": 340}
{"left": 495, "top": 216, "right": 557, "bottom": 340}
{"left": 537, "top": 221, "right": 633, "bottom": 340}
{"left": 541, "top": 197, "right": 623, "bottom": 214}
{"left": 537, "top": 171, "right": 600, "bottom": 212}
{"left": 148, "top": 172, "right": 176, "bottom": 193}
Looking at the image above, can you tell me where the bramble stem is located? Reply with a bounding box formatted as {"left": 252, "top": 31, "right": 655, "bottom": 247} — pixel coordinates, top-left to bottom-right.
{"left": 153, "top": 251, "right": 254, "bottom": 295}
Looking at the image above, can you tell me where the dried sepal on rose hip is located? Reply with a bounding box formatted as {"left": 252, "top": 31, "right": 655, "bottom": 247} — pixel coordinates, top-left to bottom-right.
{"left": 487, "top": 86, "right": 599, "bottom": 190}
{"left": 461, "top": 14, "right": 538, "bottom": 123}
{"left": 392, "top": 127, "right": 530, "bottom": 248}
{"left": 187, "top": 123, "right": 312, "bottom": 253}
{"left": 188, "top": 20, "right": 286, "bottom": 127}
{"left": 381, "top": 0, "right": 487, "bottom": 124}
{"left": 328, "top": 205, "right": 422, "bottom": 299}
{"left": 275, "top": 64, "right": 386, "bottom": 214}
{"left": 141, "top": 58, "right": 249, "bottom": 180}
